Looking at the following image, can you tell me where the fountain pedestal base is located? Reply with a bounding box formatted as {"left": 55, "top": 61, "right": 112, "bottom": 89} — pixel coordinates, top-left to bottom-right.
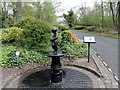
{"left": 47, "top": 52, "right": 64, "bottom": 83}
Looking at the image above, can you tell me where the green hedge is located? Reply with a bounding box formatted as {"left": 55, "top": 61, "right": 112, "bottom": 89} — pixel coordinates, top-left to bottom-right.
{"left": 15, "top": 16, "right": 52, "bottom": 53}
{"left": 1, "top": 27, "right": 23, "bottom": 43}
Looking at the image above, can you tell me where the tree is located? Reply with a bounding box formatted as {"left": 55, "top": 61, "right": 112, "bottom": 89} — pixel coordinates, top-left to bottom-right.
{"left": 12, "top": 0, "right": 22, "bottom": 23}
{"left": 2, "top": 1, "right": 22, "bottom": 24}
{"left": 117, "top": 1, "right": 120, "bottom": 33}
{"left": 22, "top": 1, "right": 56, "bottom": 24}
{"left": 42, "top": 1, "right": 56, "bottom": 24}
{"left": 109, "top": 1, "right": 116, "bottom": 30}
{"left": 22, "top": 2, "right": 35, "bottom": 17}
{"left": 77, "top": 2, "right": 87, "bottom": 19}
{"left": 79, "top": 2, "right": 102, "bottom": 27}
{"left": 63, "top": 9, "right": 76, "bottom": 28}
{"left": 101, "top": 1, "right": 104, "bottom": 29}
{"left": 15, "top": 1, "right": 22, "bottom": 21}
{"left": 2, "top": 2, "right": 8, "bottom": 28}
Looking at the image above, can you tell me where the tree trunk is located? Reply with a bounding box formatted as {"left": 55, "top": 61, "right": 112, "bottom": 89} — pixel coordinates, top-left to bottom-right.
{"left": 101, "top": 1, "right": 104, "bottom": 29}
{"left": 3, "top": 2, "right": 8, "bottom": 27}
{"left": 117, "top": 1, "right": 120, "bottom": 33}
{"left": 13, "top": 0, "right": 22, "bottom": 23}
{"left": 110, "top": 2, "right": 116, "bottom": 31}
{"left": 16, "top": 1, "right": 22, "bottom": 19}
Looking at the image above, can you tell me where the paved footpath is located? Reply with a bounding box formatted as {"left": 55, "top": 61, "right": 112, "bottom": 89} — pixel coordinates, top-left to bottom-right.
{"left": 0, "top": 50, "right": 119, "bottom": 89}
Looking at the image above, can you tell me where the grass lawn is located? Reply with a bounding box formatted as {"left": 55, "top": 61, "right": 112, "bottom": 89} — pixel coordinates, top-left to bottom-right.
{"left": 78, "top": 30, "right": 120, "bottom": 39}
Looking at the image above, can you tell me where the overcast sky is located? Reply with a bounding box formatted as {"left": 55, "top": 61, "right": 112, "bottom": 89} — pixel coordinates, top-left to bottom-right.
{"left": 4, "top": 0, "right": 118, "bottom": 16}
{"left": 54, "top": 0, "right": 119, "bottom": 16}
{"left": 58, "top": 0, "right": 101, "bottom": 9}
{"left": 55, "top": 0, "right": 102, "bottom": 16}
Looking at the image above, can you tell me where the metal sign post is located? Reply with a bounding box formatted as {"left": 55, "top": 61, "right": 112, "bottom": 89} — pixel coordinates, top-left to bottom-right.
{"left": 88, "top": 42, "right": 90, "bottom": 63}
{"left": 83, "top": 36, "right": 96, "bottom": 63}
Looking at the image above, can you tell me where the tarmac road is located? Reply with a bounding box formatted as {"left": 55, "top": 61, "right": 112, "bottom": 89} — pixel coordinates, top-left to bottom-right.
{"left": 71, "top": 30, "right": 119, "bottom": 78}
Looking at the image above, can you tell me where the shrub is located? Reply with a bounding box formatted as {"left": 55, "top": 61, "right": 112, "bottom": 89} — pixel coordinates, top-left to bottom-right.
{"left": 1, "top": 27, "right": 23, "bottom": 43}
{"left": 96, "top": 28, "right": 110, "bottom": 33}
{"left": 15, "top": 16, "right": 52, "bottom": 53}
{"left": 60, "top": 30, "right": 72, "bottom": 44}
{"left": 59, "top": 25, "right": 69, "bottom": 31}
{"left": 71, "top": 32, "right": 80, "bottom": 45}
{"left": 86, "top": 26, "right": 96, "bottom": 32}
{"left": 59, "top": 30, "right": 87, "bottom": 58}
{"left": 0, "top": 44, "right": 48, "bottom": 68}
{"left": 74, "top": 26, "right": 85, "bottom": 30}
{"left": 60, "top": 31, "right": 80, "bottom": 45}
{"left": 54, "top": 24, "right": 69, "bottom": 32}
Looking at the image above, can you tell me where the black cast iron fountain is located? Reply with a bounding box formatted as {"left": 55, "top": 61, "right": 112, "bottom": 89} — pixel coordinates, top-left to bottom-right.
{"left": 47, "top": 28, "right": 64, "bottom": 83}
{"left": 19, "top": 28, "right": 93, "bottom": 89}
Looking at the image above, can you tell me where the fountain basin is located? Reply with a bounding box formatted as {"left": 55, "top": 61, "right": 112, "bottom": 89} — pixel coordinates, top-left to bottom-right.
{"left": 19, "top": 68, "right": 93, "bottom": 88}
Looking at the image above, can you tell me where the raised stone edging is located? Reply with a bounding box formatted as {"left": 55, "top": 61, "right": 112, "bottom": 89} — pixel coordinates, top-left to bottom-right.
{"left": 1, "top": 63, "right": 49, "bottom": 89}
{"left": 91, "top": 49, "right": 119, "bottom": 88}
{"left": 65, "top": 64, "right": 103, "bottom": 78}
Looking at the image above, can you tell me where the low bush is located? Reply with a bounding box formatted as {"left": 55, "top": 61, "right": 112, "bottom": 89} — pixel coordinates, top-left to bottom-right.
{"left": 1, "top": 27, "right": 23, "bottom": 43}
{"left": 71, "top": 32, "right": 80, "bottom": 45}
{"left": 54, "top": 24, "right": 69, "bottom": 32}
{"left": 59, "top": 25, "right": 69, "bottom": 31}
{"left": 86, "top": 26, "right": 96, "bottom": 32}
{"left": 15, "top": 16, "right": 52, "bottom": 53}
{"left": 60, "top": 30, "right": 72, "bottom": 44}
{"left": 74, "top": 25, "right": 85, "bottom": 30}
{"left": 96, "top": 28, "right": 110, "bottom": 33}
{"left": 0, "top": 44, "right": 48, "bottom": 68}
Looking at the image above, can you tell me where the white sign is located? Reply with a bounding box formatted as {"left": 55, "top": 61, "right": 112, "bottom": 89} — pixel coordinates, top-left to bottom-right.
{"left": 16, "top": 51, "right": 20, "bottom": 56}
{"left": 83, "top": 36, "right": 95, "bottom": 43}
